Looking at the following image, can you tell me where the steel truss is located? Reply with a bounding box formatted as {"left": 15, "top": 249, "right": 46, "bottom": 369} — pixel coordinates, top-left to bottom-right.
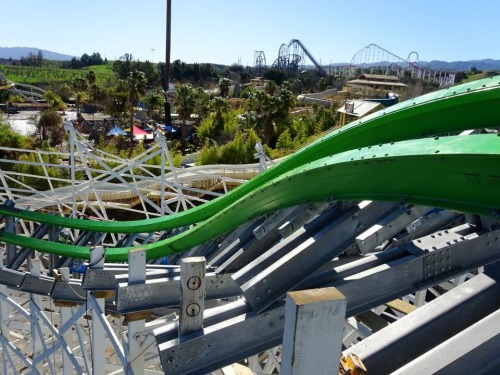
{"left": 0, "top": 199, "right": 498, "bottom": 373}
{"left": 350, "top": 43, "right": 456, "bottom": 87}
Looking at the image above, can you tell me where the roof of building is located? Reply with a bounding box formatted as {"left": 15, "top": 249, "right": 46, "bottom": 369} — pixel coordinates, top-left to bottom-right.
{"left": 359, "top": 73, "right": 400, "bottom": 81}
{"left": 81, "top": 113, "right": 112, "bottom": 122}
{"left": 347, "top": 79, "right": 407, "bottom": 88}
{"left": 336, "top": 100, "right": 383, "bottom": 118}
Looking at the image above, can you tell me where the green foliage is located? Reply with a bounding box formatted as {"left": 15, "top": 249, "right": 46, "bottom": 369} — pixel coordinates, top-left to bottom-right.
{"left": 196, "top": 115, "right": 215, "bottom": 144}
{"left": 197, "top": 129, "right": 260, "bottom": 165}
{"left": 44, "top": 90, "right": 66, "bottom": 110}
{"left": 263, "top": 69, "right": 287, "bottom": 85}
{"left": 197, "top": 140, "right": 219, "bottom": 165}
{"left": 275, "top": 128, "right": 294, "bottom": 150}
{"left": 169, "top": 60, "right": 220, "bottom": 84}
{"left": 0, "top": 64, "right": 115, "bottom": 89}
{"left": 219, "top": 78, "right": 231, "bottom": 98}
{"left": 143, "top": 90, "right": 165, "bottom": 120}
{"left": 36, "top": 108, "right": 66, "bottom": 147}
{"left": 0, "top": 119, "right": 33, "bottom": 151}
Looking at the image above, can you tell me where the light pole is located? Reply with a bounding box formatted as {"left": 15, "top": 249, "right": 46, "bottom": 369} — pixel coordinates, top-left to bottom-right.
{"left": 151, "top": 48, "right": 155, "bottom": 63}
{"left": 164, "top": 0, "right": 172, "bottom": 126}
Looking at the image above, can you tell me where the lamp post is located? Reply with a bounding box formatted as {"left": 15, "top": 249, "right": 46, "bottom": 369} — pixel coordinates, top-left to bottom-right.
{"left": 164, "top": 0, "right": 172, "bottom": 126}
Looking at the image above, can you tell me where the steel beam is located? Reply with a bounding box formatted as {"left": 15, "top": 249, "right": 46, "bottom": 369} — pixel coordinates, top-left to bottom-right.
{"left": 278, "top": 202, "right": 331, "bottom": 238}
{"left": 344, "top": 263, "right": 500, "bottom": 375}
{"left": 215, "top": 207, "right": 302, "bottom": 273}
{"left": 232, "top": 203, "right": 345, "bottom": 286}
{"left": 355, "top": 205, "right": 431, "bottom": 254}
{"left": 115, "top": 273, "right": 239, "bottom": 313}
{"left": 156, "top": 228, "right": 500, "bottom": 375}
{"left": 238, "top": 201, "right": 397, "bottom": 311}
{"left": 392, "top": 308, "right": 500, "bottom": 375}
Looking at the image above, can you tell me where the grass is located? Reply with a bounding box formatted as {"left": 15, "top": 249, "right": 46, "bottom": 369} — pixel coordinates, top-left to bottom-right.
{"left": 0, "top": 63, "right": 116, "bottom": 88}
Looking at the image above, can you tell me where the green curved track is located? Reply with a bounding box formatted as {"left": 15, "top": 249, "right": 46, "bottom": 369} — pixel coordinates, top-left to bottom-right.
{"left": 2, "top": 76, "right": 500, "bottom": 261}
{"left": 2, "top": 76, "right": 500, "bottom": 234}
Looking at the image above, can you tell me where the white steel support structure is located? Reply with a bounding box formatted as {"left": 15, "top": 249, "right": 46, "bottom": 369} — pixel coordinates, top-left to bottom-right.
{"left": 127, "top": 249, "right": 147, "bottom": 375}
{"left": 90, "top": 246, "right": 106, "bottom": 375}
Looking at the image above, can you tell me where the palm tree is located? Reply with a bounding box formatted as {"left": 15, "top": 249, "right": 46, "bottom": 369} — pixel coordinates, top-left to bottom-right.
{"left": 210, "top": 96, "right": 228, "bottom": 141}
{"left": 219, "top": 78, "right": 231, "bottom": 98}
{"left": 85, "top": 70, "right": 96, "bottom": 86}
{"left": 72, "top": 77, "right": 88, "bottom": 114}
{"left": 144, "top": 90, "right": 165, "bottom": 120}
{"left": 74, "top": 91, "right": 87, "bottom": 114}
{"left": 126, "top": 70, "right": 147, "bottom": 143}
{"left": 175, "top": 84, "right": 197, "bottom": 148}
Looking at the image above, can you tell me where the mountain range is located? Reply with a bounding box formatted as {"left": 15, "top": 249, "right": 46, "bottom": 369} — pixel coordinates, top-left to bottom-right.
{"left": 418, "top": 59, "right": 500, "bottom": 71}
{"left": 0, "top": 47, "right": 76, "bottom": 61}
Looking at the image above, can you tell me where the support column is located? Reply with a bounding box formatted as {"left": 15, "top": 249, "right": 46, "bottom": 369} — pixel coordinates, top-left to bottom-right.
{"left": 5, "top": 216, "right": 16, "bottom": 263}
{"left": 29, "top": 258, "right": 44, "bottom": 374}
{"left": 90, "top": 246, "right": 105, "bottom": 375}
{"left": 281, "top": 287, "right": 346, "bottom": 375}
{"left": 0, "top": 250, "right": 11, "bottom": 374}
{"left": 127, "top": 249, "right": 146, "bottom": 375}
{"left": 179, "top": 257, "right": 206, "bottom": 337}
{"left": 57, "top": 268, "right": 76, "bottom": 375}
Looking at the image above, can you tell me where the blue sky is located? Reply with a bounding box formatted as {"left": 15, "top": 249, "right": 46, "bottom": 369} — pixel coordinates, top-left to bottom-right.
{"left": 4, "top": 0, "right": 499, "bottom": 65}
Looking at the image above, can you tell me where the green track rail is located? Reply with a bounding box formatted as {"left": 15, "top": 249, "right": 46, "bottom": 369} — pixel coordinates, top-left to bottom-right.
{"left": 1, "top": 76, "right": 500, "bottom": 234}
{"left": 1, "top": 77, "right": 500, "bottom": 261}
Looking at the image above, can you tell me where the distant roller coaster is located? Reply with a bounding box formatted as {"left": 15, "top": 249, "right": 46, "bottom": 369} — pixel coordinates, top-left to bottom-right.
{"left": 350, "top": 43, "right": 455, "bottom": 86}
{"left": 255, "top": 41, "right": 455, "bottom": 86}
{"left": 270, "top": 39, "right": 327, "bottom": 75}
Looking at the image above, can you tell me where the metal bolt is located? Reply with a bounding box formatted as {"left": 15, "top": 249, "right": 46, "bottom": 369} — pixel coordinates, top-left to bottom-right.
{"left": 186, "top": 303, "right": 200, "bottom": 317}
{"left": 187, "top": 276, "right": 202, "bottom": 290}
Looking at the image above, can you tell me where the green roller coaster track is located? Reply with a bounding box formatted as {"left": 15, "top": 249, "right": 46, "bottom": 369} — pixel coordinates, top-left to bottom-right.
{"left": 1, "top": 76, "right": 500, "bottom": 261}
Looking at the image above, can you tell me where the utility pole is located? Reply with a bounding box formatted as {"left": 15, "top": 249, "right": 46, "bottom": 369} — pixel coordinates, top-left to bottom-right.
{"left": 164, "top": 0, "right": 172, "bottom": 126}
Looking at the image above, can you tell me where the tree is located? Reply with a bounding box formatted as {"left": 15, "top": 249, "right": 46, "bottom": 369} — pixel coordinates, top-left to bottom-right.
{"left": 113, "top": 53, "right": 135, "bottom": 80}
{"left": 73, "top": 77, "right": 88, "bottom": 93}
{"left": 43, "top": 90, "right": 66, "bottom": 110}
{"left": 143, "top": 90, "right": 165, "bottom": 120}
{"left": 36, "top": 109, "right": 65, "bottom": 147}
{"left": 0, "top": 120, "right": 32, "bottom": 161}
{"left": 72, "top": 77, "right": 88, "bottom": 113}
{"left": 104, "top": 85, "right": 128, "bottom": 118}
{"left": 85, "top": 70, "right": 96, "bottom": 87}
{"left": 263, "top": 69, "right": 287, "bottom": 85}
{"left": 89, "top": 83, "right": 104, "bottom": 109}
{"left": 59, "top": 83, "right": 72, "bottom": 102}
{"left": 210, "top": 96, "right": 229, "bottom": 141}
{"left": 126, "top": 70, "right": 148, "bottom": 142}
{"left": 175, "top": 84, "right": 197, "bottom": 148}
{"left": 74, "top": 91, "right": 87, "bottom": 114}
{"left": 219, "top": 78, "right": 231, "bottom": 98}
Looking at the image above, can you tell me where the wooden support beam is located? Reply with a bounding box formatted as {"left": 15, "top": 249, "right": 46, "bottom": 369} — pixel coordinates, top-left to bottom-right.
{"left": 385, "top": 299, "right": 417, "bottom": 315}
{"left": 282, "top": 287, "right": 346, "bottom": 375}
{"left": 179, "top": 257, "right": 206, "bottom": 337}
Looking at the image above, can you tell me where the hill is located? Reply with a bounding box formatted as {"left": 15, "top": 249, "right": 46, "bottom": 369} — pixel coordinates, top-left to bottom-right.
{"left": 0, "top": 47, "right": 75, "bottom": 61}
{"left": 419, "top": 59, "right": 500, "bottom": 71}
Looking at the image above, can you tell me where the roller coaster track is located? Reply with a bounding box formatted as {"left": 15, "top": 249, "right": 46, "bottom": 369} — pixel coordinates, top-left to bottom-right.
{"left": 0, "top": 69, "right": 46, "bottom": 100}
{"left": 1, "top": 76, "right": 500, "bottom": 261}
{"left": 1, "top": 76, "right": 500, "bottom": 375}
{"left": 351, "top": 43, "right": 456, "bottom": 87}
{"left": 271, "top": 39, "right": 326, "bottom": 75}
